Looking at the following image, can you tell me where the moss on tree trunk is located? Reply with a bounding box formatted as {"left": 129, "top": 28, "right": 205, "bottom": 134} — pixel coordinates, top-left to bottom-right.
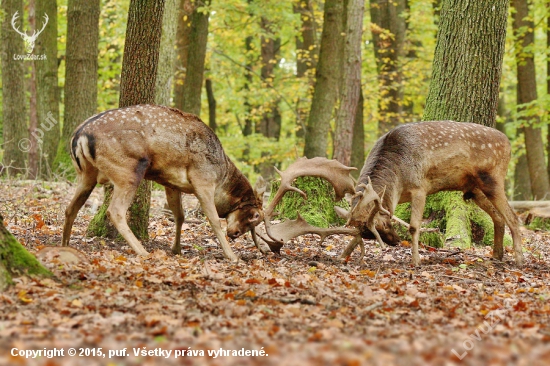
{"left": 0, "top": 214, "right": 52, "bottom": 290}
{"left": 269, "top": 177, "right": 348, "bottom": 228}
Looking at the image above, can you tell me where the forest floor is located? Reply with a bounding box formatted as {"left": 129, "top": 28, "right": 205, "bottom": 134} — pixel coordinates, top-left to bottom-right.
{"left": 0, "top": 180, "right": 549, "bottom": 366}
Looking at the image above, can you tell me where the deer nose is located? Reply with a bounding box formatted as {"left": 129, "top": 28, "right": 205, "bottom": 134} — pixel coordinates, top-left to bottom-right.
{"left": 227, "top": 229, "right": 240, "bottom": 239}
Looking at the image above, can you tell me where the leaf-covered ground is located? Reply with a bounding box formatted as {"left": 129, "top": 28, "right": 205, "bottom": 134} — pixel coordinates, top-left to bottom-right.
{"left": 0, "top": 180, "right": 549, "bottom": 366}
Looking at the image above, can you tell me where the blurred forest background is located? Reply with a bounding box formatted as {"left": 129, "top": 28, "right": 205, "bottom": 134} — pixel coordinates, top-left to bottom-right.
{"left": 0, "top": 0, "right": 549, "bottom": 201}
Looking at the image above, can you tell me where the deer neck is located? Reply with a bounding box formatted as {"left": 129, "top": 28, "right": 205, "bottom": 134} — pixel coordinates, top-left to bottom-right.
{"left": 215, "top": 158, "right": 256, "bottom": 218}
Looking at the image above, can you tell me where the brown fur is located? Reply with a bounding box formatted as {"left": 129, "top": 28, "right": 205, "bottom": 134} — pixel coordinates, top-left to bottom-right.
{"left": 63, "top": 105, "right": 263, "bottom": 261}
{"left": 347, "top": 121, "right": 523, "bottom": 266}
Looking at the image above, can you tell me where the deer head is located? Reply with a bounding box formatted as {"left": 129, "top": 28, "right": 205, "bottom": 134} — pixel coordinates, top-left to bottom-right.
{"left": 347, "top": 177, "right": 401, "bottom": 247}
{"left": 11, "top": 11, "right": 49, "bottom": 54}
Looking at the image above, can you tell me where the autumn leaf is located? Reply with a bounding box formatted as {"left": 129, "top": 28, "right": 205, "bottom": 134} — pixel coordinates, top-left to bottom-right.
{"left": 18, "top": 290, "right": 33, "bottom": 304}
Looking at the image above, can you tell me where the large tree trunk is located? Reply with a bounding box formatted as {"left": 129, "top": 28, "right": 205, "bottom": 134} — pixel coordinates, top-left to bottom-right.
{"left": 423, "top": 1, "right": 507, "bottom": 125}
{"left": 420, "top": 0, "right": 509, "bottom": 248}
{"left": 173, "top": 0, "right": 193, "bottom": 110}
{"left": 55, "top": 0, "right": 100, "bottom": 171}
{"left": 88, "top": 0, "right": 165, "bottom": 240}
{"left": 370, "top": 0, "right": 407, "bottom": 135}
{"left": 35, "top": 0, "right": 60, "bottom": 178}
{"left": 303, "top": 0, "right": 344, "bottom": 158}
{"left": 181, "top": 0, "right": 210, "bottom": 116}
{"left": 28, "top": 1, "right": 39, "bottom": 178}
{"left": 1, "top": 0, "right": 27, "bottom": 176}
{"left": 512, "top": 0, "right": 550, "bottom": 200}
{"left": 333, "top": 0, "right": 364, "bottom": 166}
{"left": 0, "top": 213, "right": 51, "bottom": 290}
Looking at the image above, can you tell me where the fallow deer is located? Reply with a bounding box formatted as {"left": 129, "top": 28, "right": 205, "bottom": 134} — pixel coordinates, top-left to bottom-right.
{"left": 62, "top": 105, "right": 264, "bottom": 262}
{"left": 342, "top": 121, "right": 523, "bottom": 266}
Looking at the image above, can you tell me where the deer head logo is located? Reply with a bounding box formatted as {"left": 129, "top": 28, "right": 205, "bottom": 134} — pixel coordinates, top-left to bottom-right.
{"left": 11, "top": 11, "right": 49, "bottom": 54}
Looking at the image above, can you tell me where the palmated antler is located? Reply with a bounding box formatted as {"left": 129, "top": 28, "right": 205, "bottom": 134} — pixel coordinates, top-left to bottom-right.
{"left": 262, "top": 157, "right": 357, "bottom": 251}
{"left": 257, "top": 213, "right": 359, "bottom": 253}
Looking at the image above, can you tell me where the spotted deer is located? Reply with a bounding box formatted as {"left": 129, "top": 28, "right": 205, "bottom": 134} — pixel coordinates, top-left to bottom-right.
{"left": 62, "top": 105, "right": 264, "bottom": 262}
{"left": 341, "top": 121, "right": 523, "bottom": 266}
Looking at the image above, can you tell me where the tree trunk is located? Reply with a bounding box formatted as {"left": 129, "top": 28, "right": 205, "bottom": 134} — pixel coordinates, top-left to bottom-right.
{"left": 181, "top": 0, "right": 210, "bottom": 116}
{"left": 242, "top": 33, "right": 254, "bottom": 137}
{"left": 303, "top": 0, "right": 344, "bottom": 158}
{"left": 28, "top": 1, "right": 38, "bottom": 178}
{"left": 173, "top": 0, "right": 193, "bottom": 110}
{"left": 295, "top": 0, "right": 318, "bottom": 78}
{"left": 514, "top": 153, "right": 532, "bottom": 200}
{"left": 370, "top": 0, "right": 407, "bottom": 135}
{"left": 155, "top": 0, "right": 179, "bottom": 106}
{"left": 88, "top": 0, "right": 165, "bottom": 240}
{"left": 333, "top": 0, "right": 364, "bottom": 166}
{"left": 1, "top": 0, "right": 27, "bottom": 176}
{"left": 35, "top": 0, "right": 60, "bottom": 178}
{"left": 294, "top": 0, "right": 318, "bottom": 138}
{"left": 420, "top": 0, "right": 509, "bottom": 248}
{"left": 205, "top": 78, "right": 217, "bottom": 132}
{"left": 56, "top": 0, "right": 100, "bottom": 171}
{"left": 512, "top": 0, "right": 550, "bottom": 200}
{"left": 350, "top": 89, "right": 365, "bottom": 177}
{"left": 258, "top": 18, "right": 281, "bottom": 140}
{"left": 423, "top": 1, "right": 507, "bottom": 125}
{"left": 0, "top": 213, "right": 52, "bottom": 290}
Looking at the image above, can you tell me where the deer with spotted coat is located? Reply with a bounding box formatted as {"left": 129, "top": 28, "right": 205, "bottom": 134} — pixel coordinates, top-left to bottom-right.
{"left": 341, "top": 121, "right": 523, "bottom": 266}
{"left": 62, "top": 105, "right": 264, "bottom": 262}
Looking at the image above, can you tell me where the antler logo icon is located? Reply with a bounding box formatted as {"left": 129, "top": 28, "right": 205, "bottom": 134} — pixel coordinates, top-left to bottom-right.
{"left": 11, "top": 11, "right": 48, "bottom": 54}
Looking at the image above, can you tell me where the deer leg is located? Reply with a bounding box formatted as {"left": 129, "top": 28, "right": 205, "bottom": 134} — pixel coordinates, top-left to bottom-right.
{"left": 409, "top": 192, "right": 427, "bottom": 266}
{"left": 482, "top": 187, "right": 524, "bottom": 266}
{"left": 62, "top": 170, "right": 98, "bottom": 247}
{"left": 107, "top": 182, "right": 149, "bottom": 256}
{"left": 470, "top": 188, "right": 505, "bottom": 261}
{"left": 194, "top": 188, "right": 239, "bottom": 262}
{"left": 165, "top": 187, "right": 185, "bottom": 255}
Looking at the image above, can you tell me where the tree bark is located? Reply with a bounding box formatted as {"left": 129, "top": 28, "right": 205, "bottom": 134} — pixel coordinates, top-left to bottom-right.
{"left": 303, "top": 0, "right": 344, "bottom": 158}
{"left": 205, "top": 78, "right": 217, "bottom": 131}
{"left": 173, "top": 0, "right": 193, "bottom": 110}
{"left": 35, "top": 0, "right": 60, "bottom": 178}
{"left": 88, "top": 0, "right": 165, "bottom": 240}
{"left": 423, "top": 1, "right": 507, "bottom": 125}
{"left": 257, "top": 18, "right": 281, "bottom": 141}
{"left": 333, "top": 0, "right": 364, "bottom": 166}
{"left": 28, "top": 1, "right": 38, "bottom": 178}
{"left": 56, "top": 0, "right": 100, "bottom": 171}
{"left": 295, "top": 0, "right": 318, "bottom": 78}
{"left": 350, "top": 89, "right": 365, "bottom": 176}
{"left": 420, "top": 0, "right": 509, "bottom": 248}
{"left": 294, "top": 0, "right": 318, "bottom": 138}
{"left": 512, "top": 0, "right": 550, "bottom": 200}
{"left": 155, "top": 0, "right": 179, "bottom": 106}
{"left": 181, "top": 0, "right": 210, "bottom": 116}
{"left": 1, "top": 0, "right": 27, "bottom": 176}
{"left": 514, "top": 153, "right": 532, "bottom": 200}
{"left": 370, "top": 0, "right": 406, "bottom": 135}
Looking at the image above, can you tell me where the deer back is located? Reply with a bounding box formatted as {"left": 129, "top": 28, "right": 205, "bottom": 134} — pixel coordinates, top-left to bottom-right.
{"left": 70, "top": 105, "right": 261, "bottom": 218}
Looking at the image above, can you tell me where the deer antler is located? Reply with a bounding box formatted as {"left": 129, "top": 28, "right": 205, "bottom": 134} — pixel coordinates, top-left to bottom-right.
{"left": 11, "top": 12, "right": 27, "bottom": 38}
{"left": 32, "top": 13, "right": 49, "bottom": 39}
{"left": 262, "top": 157, "right": 358, "bottom": 249}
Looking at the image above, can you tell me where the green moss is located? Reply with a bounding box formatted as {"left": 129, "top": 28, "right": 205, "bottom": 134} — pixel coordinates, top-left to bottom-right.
{"left": 393, "top": 192, "right": 504, "bottom": 249}
{"left": 269, "top": 177, "right": 349, "bottom": 228}
{"left": 0, "top": 225, "right": 52, "bottom": 283}
{"left": 86, "top": 201, "right": 111, "bottom": 238}
{"left": 526, "top": 217, "right": 550, "bottom": 232}
{"left": 53, "top": 139, "right": 76, "bottom": 179}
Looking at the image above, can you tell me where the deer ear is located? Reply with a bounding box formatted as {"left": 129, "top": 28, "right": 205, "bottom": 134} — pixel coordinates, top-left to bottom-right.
{"left": 254, "top": 176, "right": 267, "bottom": 205}
{"left": 248, "top": 211, "right": 262, "bottom": 223}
